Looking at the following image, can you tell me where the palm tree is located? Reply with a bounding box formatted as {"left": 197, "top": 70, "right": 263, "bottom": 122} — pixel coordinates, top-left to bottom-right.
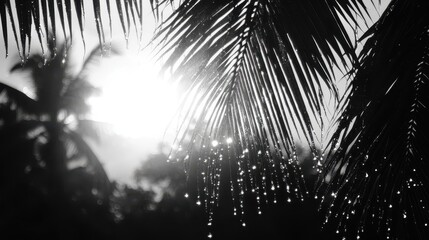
{"left": 1, "top": 0, "right": 428, "bottom": 239}
{"left": 0, "top": 42, "right": 113, "bottom": 238}
{"left": 150, "top": 0, "right": 372, "bottom": 235}
{"left": 320, "top": 0, "right": 429, "bottom": 239}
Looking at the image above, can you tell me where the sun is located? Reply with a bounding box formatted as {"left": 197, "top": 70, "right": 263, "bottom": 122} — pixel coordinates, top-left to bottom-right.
{"left": 87, "top": 53, "right": 179, "bottom": 141}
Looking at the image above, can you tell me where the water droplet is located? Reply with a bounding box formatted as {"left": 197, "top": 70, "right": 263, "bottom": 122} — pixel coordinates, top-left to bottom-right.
{"left": 208, "top": 233, "right": 213, "bottom": 238}
{"left": 184, "top": 193, "right": 189, "bottom": 198}
{"left": 226, "top": 137, "right": 233, "bottom": 144}
{"left": 212, "top": 140, "right": 219, "bottom": 147}
{"left": 91, "top": 188, "right": 99, "bottom": 195}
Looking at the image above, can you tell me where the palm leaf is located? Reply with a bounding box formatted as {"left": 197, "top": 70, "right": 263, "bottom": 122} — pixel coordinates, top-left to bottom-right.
{"left": 0, "top": 0, "right": 156, "bottom": 60}
{"left": 0, "top": 0, "right": 21, "bottom": 58}
{"left": 62, "top": 44, "right": 119, "bottom": 116}
{"left": 0, "top": 82, "right": 39, "bottom": 114}
{"left": 320, "top": 0, "right": 429, "bottom": 239}
{"left": 153, "top": 0, "right": 368, "bottom": 224}
{"left": 65, "top": 129, "right": 111, "bottom": 197}
{"left": 74, "top": 119, "right": 111, "bottom": 143}
{"left": 10, "top": 42, "right": 70, "bottom": 114}
{"left": 0, "top": 0, "right": 8, "bottom": 56}
{"left": 149, "top": 0, "right": 175, "bottom": 21}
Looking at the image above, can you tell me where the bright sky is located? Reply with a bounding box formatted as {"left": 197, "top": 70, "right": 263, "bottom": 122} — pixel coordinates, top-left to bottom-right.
{"left": 0, "top": 1, "right": 388, "bottom": 184}
{"left": 0, "top": 1, "right": 178, "bottom": 184}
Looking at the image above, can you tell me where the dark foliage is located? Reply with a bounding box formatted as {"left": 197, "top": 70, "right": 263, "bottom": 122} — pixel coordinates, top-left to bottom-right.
{"left": 1, "top": 1, "right": 429, "bottom": 239}
{"left": 0, "top": 43, "right": 113, "bottom": 239}
{"left": 321, "top": 0, "right": 429, "bottom": 239}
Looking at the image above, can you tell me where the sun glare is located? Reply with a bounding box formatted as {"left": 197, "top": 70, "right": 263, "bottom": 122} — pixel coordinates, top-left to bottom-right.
{"left": 87, "top": 54, "right": 178, "bottom": 141}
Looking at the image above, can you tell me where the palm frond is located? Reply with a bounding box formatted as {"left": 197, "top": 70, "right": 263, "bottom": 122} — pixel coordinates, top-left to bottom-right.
{"left": 0, "top": 0, "right": 21, "bottom": 58}
{"left": 65, "top": 129, "right": 111, "bottom": 197}
{"left": 154, "top": 0, "right": 368, "bottom": 224}
{"left": 9, "top": 41, "right": 113, "bottom": 116}
{"left": 75, "top": 119, "right": 108, "bottom": 143}
{"left": 320, "top": 0, "right": 429, "bottom": 238}
{"left": 149, "top": 0, "right": 176, "bottom": 21}
{"left": 10, "top": 41, "right": 70, "bottom": 114}
{"left": 0, "top": 0, "right": 153, "bottom": 60}
{"left": 62, "top": 44, "right": 119, "bottom": 116}
{"left": 0, "top": 82, "right": 39, "bottom": 114}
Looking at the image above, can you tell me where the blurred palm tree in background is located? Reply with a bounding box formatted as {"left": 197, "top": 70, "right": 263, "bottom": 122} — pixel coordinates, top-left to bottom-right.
{"left": 0, "top": 41, "right": 113, "bottom": 238}
{"left": 1, "top": 0, "right": 428, "bottom": 239}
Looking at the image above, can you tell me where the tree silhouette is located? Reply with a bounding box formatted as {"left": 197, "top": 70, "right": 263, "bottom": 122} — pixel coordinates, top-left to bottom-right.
{"left": 153, "top": 1, "right": 429, "bottom": 239}
{"left": 0, "top": 42, "right": 113, "bottom": 238}
{"left": 1, "top": 0, "right": 428, "bottom": 239}
{"left": 320, "top": 1, "right": 429, "bottom": 239}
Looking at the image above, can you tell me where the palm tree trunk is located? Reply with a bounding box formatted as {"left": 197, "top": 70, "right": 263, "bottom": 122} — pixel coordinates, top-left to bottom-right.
{"left": 44, "top": 112, "right": 72, "bottom": 238}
